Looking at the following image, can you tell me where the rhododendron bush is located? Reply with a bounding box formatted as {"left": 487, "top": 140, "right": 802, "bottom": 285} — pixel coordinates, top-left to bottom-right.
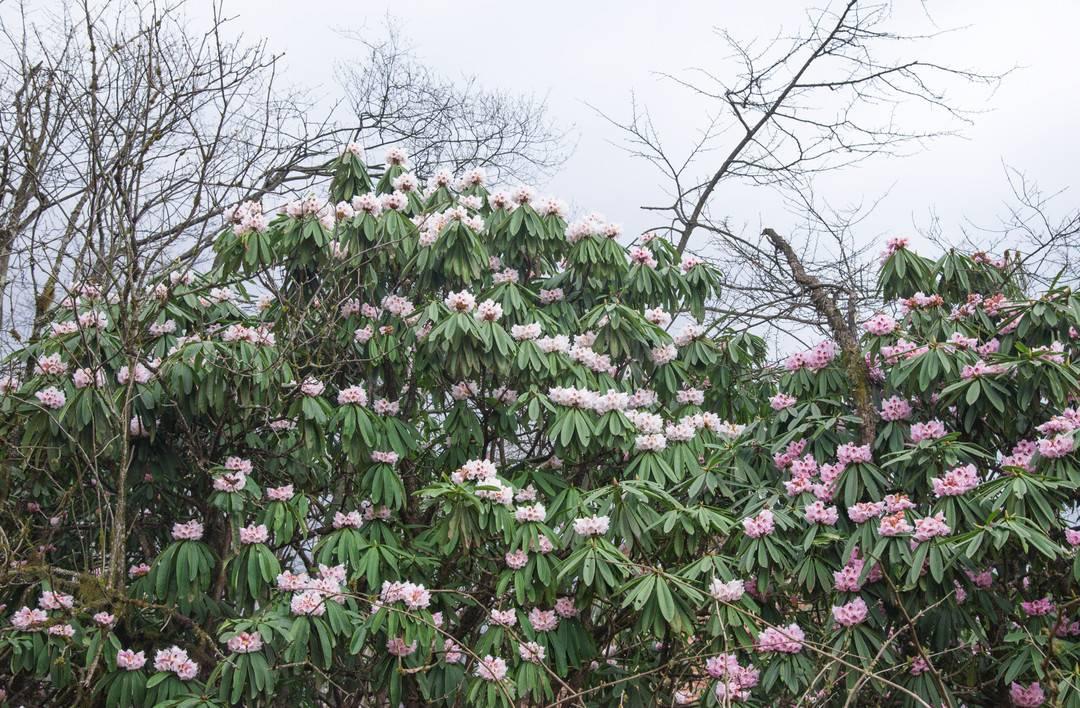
{"left": 2, "top": 144, "right": 1080, "bottom": 707}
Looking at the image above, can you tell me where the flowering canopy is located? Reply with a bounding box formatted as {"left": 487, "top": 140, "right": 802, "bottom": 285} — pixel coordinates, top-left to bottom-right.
{"left": 1, "top": 145, "right": 1079, "bottom": 707}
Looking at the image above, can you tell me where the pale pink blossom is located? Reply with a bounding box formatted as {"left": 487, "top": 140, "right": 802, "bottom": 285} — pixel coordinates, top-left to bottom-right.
{"left": 770, "top": 393, "right": 797, "bottom": 410}
{"left": 116, "top": 649, "right": 147, "bottom": 670}
{"left": 832, "top": 597, "right": 869, "bottom": 627}
{"left": 742, "top": 509, "right": 775, "bottom": 538}
{"left": 912, "top": 512, "right": 951, "bottom": 543}
{"left": 520, "top": 641, "right": 546, "bottom": 663}
{"left": 573, "top": 515, "right": 610, "bottom": 536}
{"left": 171, "top": 520, "right": 204, "bottom": 541}
{"left": 505, "top": 550, "right": 528, "bottom": 569}
{"left": 226, "top": 632, "right": 263, "bottom": 654}
{"left": 932, "top": 464, "right": 979, "bottom": 497}
{"left": 528, "top": 608, "right": 559, "bottom": 632}
{"left": 474, "top": 655, "right": 508, "bottom": 682}
{"left": 709, "top": 578, "right": 745, "bottom": 602}
{"left": 266, "top": 484, "right": 294, "bottom": 501}
{"left": 239, "top": 524, "right": 269, "bottom": 545}
{"left": 756, "top": 623, "right": 804, "bottom": 653}
{"left": 911, "top": 420, "right": 947, "bottom": 443}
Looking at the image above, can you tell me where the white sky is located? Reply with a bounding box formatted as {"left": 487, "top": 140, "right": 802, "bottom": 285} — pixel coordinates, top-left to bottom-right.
{"left": 209, "top": 1, "right": 1079, "bottom": 255}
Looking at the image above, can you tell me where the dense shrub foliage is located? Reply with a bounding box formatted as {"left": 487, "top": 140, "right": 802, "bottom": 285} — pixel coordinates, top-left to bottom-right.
{"left": 1, "top": 144, "right": 1080, "bottom": 707}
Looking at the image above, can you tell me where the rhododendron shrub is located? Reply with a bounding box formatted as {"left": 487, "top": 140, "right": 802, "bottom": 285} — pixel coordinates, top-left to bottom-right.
{"left": 2, "top": 146, "right": 1080, "bottom": 707}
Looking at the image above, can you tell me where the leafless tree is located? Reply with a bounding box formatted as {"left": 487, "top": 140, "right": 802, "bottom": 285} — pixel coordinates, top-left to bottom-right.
{"left": 334, "top": 20, "right": 568, "bottom": 183}
{"left": 0, "top": 0, "right": 343, "bottom": 344}
{"left": 926, "top": 166, "right": 1080, "bottom": 290}
{"left": 0, "top": 2, "right": 567, "bottom": 350}
{"left": 603, "top": 0, "right": 1005, "bottom": 441}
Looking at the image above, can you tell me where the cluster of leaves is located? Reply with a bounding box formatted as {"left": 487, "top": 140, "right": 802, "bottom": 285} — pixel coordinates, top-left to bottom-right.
{"left": 0, "top": 146, "right": 1078, "bottom": 708}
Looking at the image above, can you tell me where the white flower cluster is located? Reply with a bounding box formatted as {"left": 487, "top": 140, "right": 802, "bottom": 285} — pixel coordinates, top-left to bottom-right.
{"left": 278, "top": 564, "right": 349, "bottom": 617}
{"left": 225, "top": 201, "right": 268, "bottom": 235}
{"left": 566, "top": 212, "right": 621, "bottom": 243}
{"left": 511, "top": 323, "right": 542, "bottom": 341}
{"left": 451, "top": 459, "right": 514, "bottom": 505}
{"left": 573, "top": 515, "right": 611, "bottom": 536}
{"left": 415, "top": 204, "right": 485, "bottom": 246}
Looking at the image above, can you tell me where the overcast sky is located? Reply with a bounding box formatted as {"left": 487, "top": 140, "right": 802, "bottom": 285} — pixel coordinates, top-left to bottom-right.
{"left": 202, "top": 0, "right": 1077, "bottom": 256}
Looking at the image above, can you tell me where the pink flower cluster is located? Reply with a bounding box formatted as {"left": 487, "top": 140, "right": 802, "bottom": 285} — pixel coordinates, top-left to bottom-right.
{"left": 901, "top": 292, "right": 944, "bottom": 312}
{"left": 519, "top": 641, "right": 545, "bottom": 664}
{"left": 35, "top": 387, "right": 66, "bottom": 409}
{"left": 529, "top": 608, "right": 559, "bottom": 632}
{"left": 879, "top": 396, "right": 913, "bottom": 421}
{"left": 1020, "top": 597, "right": 1055, "bottom": 617}
{"left": 912, "top": 512, "right": 951, "bottom": 543}
{"left": 474, "top": 654, "right": 508, "bottom": 682}
{"left": 1038, "top": 434, "right": 1074, "bottom": 459}
{"left": 514, "top": 503, "right": 546, "bottom": 523}
{"left": 475, "top": 299, "right": 503, "bottom": 322}
{"left": 1002, "top": 439, "right": 1038, "bottom": 471}
{"left": 444, "top": 290, "right": 476, "bottom": 313}
{"left": 35, "top": 353, "right": 68, "bottom": 375}
{"left": 337, "top": 385, "right": 368, "bottom": 406}
{"left": 171, "top": 520, "right": 204, "bottom": 541}
{"left": 864, "top": 313, "right": 897, "bottom": 336}
{"left": 784, "top": 340, "right": 838, "bottom": 372}
{"left": 910, "top": 419, "right": 947, "bottom": 444}
{"left": 837, "top": 443, "right": 872, "bottom": 465}
{"left": 709, "top": 578, "right": 745, "bottom": 602}
{"left": 831, "top": 597, "right": 869, "bottom": 627}
{"left": 804, "top": 500, "right": 839, "bottom": 526}
{"left": 1036, "top": 409, "right": 1080, "bottom": 436}
{"left": 931, "top": 464, "right": 979, "bottom": 497}
{"left": 742, "top": 509, "right": 775, "bottom": 539}
{"left": 833, "top": 549, "right": 881, "bottom": 591}
{"left": 847, "top": 501, "right": 885, "bottom": 524}
{"left": 377, "top": 580, "right": 431, "bottom": 610}
{"left": 386, "top": 637, "right": 418, "bottom": 657}
{"left": 628, "top": 246, "right": 658, "bottom": 268}
{"left": 213, "top": 469, "right": 247, "bottom": 493}
{"left": 10, "top": 606, "right": 48, "bottom": 630}
{"left": 226, "top": 632, "right": 263, "bottom": 653}
{"left": 371, "top": 450, "right": 399, "bottom": 465}
{"left": 882, "top": 237, "right": 908, "bottom": 257}
{"left": 39, "top": 591, "right": 74, "bottom": 610}
{"left": 573, "top": 515, "right": 610, "bottom": 536}
{"left": 878, "top": 512, "right": 914, "bottom": 537}
{"left": 116, "top": 648, "right": 147, "bottom": 671}
{"left": 780, "top": 451, "right": 840, "bottom": 501}
{"left": 650, "top": 343, "right": 678, "bottom": 365}
{"left": 961, "top": 360, "right": 1007, "bottom": 379}
{"left": 490, "top": 608, "right": 516, "bottom": 626}
{"left": 1009, "top": 681, "right": 1046, "bottom": 707}
{"left": 504, "top": 550, "right": 528, "bottom": 569}
{"left": 511, "top": 323, "right": 542, "bottom": 341}
{"left": 756, "top": 623, "right": 804, "bottom": 654}
{"left": 770, "top": 393, "right": 797, "bottom": 411}
{"left": 154, "top": 646, "right": 198, "bottom": 680}
{"left": 239, "top": 524, "right": 269, "bottom": 545}
{"left": 266, "top": 484, "right": 294, "bottom": 501}
{"left": 555, "top": 596, "right": 578, "bottom": 618}
{"left": 706, "top": 653, "right": 759, "bottom": 702}
{"left": 539, "top": 288, "right": 564, "bottom": 304}
{"left": 333, "top": 511, "right": 363, "bottom": 529}
{"left": 773, "top": 439, "right": 807, "bottom": 468}
{"left": 880, "top": 338, "right": 925, "bottom": 364}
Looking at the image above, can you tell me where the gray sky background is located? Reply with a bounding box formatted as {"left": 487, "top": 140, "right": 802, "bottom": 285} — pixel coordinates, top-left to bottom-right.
{"left": 205, "top": 1, "right": 1077, "bottom": 256}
